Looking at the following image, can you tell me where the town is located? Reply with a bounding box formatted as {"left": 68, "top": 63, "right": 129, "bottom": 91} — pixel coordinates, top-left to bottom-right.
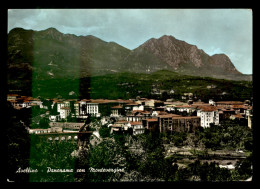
{"left": 7, "top": 93, "right": 253, "bottom": 140}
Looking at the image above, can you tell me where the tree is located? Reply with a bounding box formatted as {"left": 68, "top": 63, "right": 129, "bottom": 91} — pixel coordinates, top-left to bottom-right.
{"left": 234, "top": 154, "right": 253, "bottom": 180}
{"left": 50, "top": 103, "right": 59, "bottom": 115}
{"left": 99, "top": 124, "right": 111, "bottom": 138}
{"left": 29, "top": 137, "right": 77, "bottom": 182}
{"left": 7, "top": 103, "right": 31, "bottom": 182}
{"left": 41, "top": 98, "right": 53, "bottom": 110}
{"left": 187, "top": 160, "right": 232, "bottom": 181}
{"left": 38, "top": 117, "right": 50, "bottom": 129}
{"left": 75, "top": 138, "right": 126, "bottom": 182}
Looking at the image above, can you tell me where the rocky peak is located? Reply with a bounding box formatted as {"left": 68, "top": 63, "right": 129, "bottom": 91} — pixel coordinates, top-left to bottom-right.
{"left": 37, "top": 27, "right": 64, "bottom": 41}
{"left": 140, "top": 35, "right": 204, "bottom": 69}
{"left": 210, "top": 54, "right": 241, "bottom": 74}
{"left": 8, "top": 28, "right": 248, "bottom": 80}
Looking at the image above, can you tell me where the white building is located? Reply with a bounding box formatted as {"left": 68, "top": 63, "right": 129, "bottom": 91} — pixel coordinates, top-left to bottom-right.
{"left": 197, "top": 106, "right": 219, "bottom": 128}
{"left": 86, "top": 103, "right": 100, "bottom": 117}
{"left": 110, "top": 121, "right": 145, "bottom": 135}
{"left": 209, "top": 99, "right": 216, "bottom": 106}
{"left": 79, "top": 101, "right": 100, "bottom": 117}
{"left": 130, "top": 122, "right": 145, "bottom": 135}
{"left": 60, "top": 107, "right": 71, "bottom": 119}
{"left": 57, "top": 101, "right": 70, "bottom": 113}
{"left": 133, "top": 105, "right": 144, "bottom": 111}
{"left": 49, "top": 115, "right": 61, "bottom": 122}
{"left": 110, "top": 105, "right": 123, "bottom": 117}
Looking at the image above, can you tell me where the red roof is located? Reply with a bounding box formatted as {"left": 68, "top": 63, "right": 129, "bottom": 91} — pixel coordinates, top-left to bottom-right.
{"left": 172, "top": 116, "right": 200, "bottom": 120}
{"left": 111, "top": 105, "right": 123, "bottom": 109}
{"left": 175, "top": 105, "right": 194, "bottom": 108}
{"left": 7, "top": 94, "right": 19, "bottom": 96}
{"left": 130, "top": 122, "right": 142, "bottom": 125}
{"left": 199, "top": 106, "right": 218, "bottom": 112}
{"left": 8, "top": 100, "right": 17, "bottom": 103}
{"left": 216, "top": 101, "right": 244, "bottom": 105}
{"left": 157, "top": 114, "right": 179, "bottom": 118}
{"left": 223, "top": 109, "right": 235, "bottom": 112}
{"left": 145, "top": 119, "right": 158, "bottom": 122}
{"left": 232, "top": 105, "right": 247, "bottom": 109}
{"left": 126, "top": 103, "right": 139, "bottom": 106}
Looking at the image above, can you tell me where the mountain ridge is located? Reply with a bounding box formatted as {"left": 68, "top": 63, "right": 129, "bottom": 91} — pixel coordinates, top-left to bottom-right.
{"left": 7, "top": 27, "right": 251, "bottom": 81}
{"left": 138, "top": 35, "right": 242, "bottom": 76}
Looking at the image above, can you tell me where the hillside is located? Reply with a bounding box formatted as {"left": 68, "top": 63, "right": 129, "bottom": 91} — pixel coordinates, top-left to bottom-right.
{"left": 7, "top": 28, "right": 252, "bottom": 98}
{"left": 136, "top": 35, "right": 250, "bottom": 80}
{"left": 8, "top": 27, "right": 252, "bottom": 80}
{"left": 17, "top": 70, "right": 252, "bottom": 102}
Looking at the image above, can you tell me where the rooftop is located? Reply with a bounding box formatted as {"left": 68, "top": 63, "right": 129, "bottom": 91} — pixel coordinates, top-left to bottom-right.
{"left": 145, "top": 118, "right": 158, "bottom": 122}
{"left": 111, "top": 105, "right": 123, "bottom": 109}
{"left": 158, "top": 114, "right": 181, "bottom": 118}
{"left": 130, "top": 122, "right": 142, "bottom": 125}
{"left": 175, "top": 105, "right": 194, "bottom": 108}
{"left": 198, "top": 106, "right": 218, "bottom": 112}
{"left": 216, "top": 101, "right": 244, "bottom": 105}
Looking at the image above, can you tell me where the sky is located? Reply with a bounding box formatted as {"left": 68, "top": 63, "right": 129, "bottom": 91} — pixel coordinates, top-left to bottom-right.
{"left": 8, "top": 9, "right": 252, "bottom": 74}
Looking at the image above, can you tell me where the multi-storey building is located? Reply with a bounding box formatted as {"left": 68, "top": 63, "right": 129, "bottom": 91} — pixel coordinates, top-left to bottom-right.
{"left": 110, "top": 105, "right": 123, "bottom": 117}
{"left": 86, "top": 103, "right": 100, "bottom": 117}
{"left": 130, "top": 122, "right": 145, "bottom": 135}
{"left": 77, "top": 100, "right": 100, "bottom": 117}
{"left": 197, "top": 106, "right": 219, "bottom": 127}
{"left": 59, "top": 107, "right": 71, "bottom": 119}
{"left": 57, "top": 100, "right": 70, "bottom": 113}
{"left": 126, "top": 110, "right": 152, "bottom": 122}
{"left": 158, "top": 114, "right": 200, "bottom": 133}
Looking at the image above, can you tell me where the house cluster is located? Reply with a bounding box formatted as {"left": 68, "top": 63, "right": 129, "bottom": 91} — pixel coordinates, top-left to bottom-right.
{"left": 7, "top": 94, "right": 48, "bottom": 109}
{"left": 7, "top": 94, "right": 253, "bottom": 136}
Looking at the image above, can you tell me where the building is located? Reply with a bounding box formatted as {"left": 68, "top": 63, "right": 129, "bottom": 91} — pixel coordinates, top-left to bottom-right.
{"left": 221, "top": 109, "right": 236, "bottom": 120}
{"left": 57, "top": 101, "right": 70, "bottom": 114}
{"left": 49, "top": 115, "right": 61, "bottom": 122}
{"left": 175, "top": 105, "right": 196, "bottom": 115}
{"left": 125, "top": 103, "right": 142, "bottom": 114}
{"left": 73, "top": 101, "right": 80, "bottom": 117}
{"left": 197, "top": 106, "right": 219, "bottom": 127}
{"left": 172, "top": 116, "right": 200, "bottom": 132}
{"left": 110, "top": 105, "right": 123, "bottom": 117}
{"left": 60, "top": 107, "right": 71, "bottom": 119}
{"left": 78, "top": 99, "right": 90, "bottom": 117}
{"left": 157, "top": 114, "right": 200, "bottom": 133}
{"left": 246, "top": 108, "right": 253, "bottom": 129}
{"left": 215, "top": 101, "right": 244, "bottom": 109}
{"left": 142, "top": 118, "right": 159, "bottom": 132}
{"left": 209, "top": 99, "right": 215, "bottom": 106}
{"left": 49, "top": 122, "right": 84, "bottom": 130}
{"left": 110, "top": 121, "right": 131, "bottom": 134}
{"left": 130, "top": 122, "right": 145, "bottom": 135}
{"left": 126, "top": 110, "right": 152, "bottom": 122}
{"left": 86, "top": 103, "right": 100, "bottom": 117}
{"left": 77, "top": 100, "right": 100, "bottom": 117}
{"left": 7, "top": 94, "right": 20, "bottom": 101}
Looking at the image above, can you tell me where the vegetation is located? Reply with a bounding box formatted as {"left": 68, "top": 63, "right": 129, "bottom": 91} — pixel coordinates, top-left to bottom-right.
{"left": 194, "top": 121, "right": 253, "bottom": 151}
{"left": 9, "top": 70, "right": 252, "bottom": 102}
{"left": 6, "top": 102, "right": 253, "bottom": 182}
{"left": 29, "top": 136, "right": 77, "bottom": 182}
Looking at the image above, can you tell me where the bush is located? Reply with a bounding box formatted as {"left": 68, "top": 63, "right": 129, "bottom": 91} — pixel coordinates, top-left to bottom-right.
{"left": 99, "top": 124, "right": 111, "bottom": 138}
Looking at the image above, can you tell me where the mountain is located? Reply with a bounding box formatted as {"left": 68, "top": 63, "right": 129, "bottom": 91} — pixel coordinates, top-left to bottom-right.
{"left": 8, "top": 27, "right": 131, "bottom": 80}
{"left": 133, "top": 35, "right": 251, "bottom": 80}
{"left": 7, "top": 27, "right": 252, "bottom": 82}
